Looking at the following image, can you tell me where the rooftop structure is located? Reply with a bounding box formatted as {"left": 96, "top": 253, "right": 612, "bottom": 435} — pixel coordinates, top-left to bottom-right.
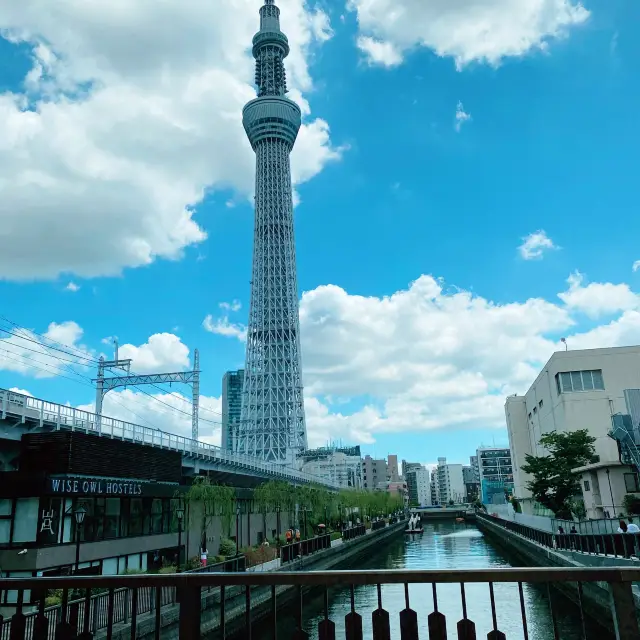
{"left": 238, "top": 0, "right": 307, "bottom": 465}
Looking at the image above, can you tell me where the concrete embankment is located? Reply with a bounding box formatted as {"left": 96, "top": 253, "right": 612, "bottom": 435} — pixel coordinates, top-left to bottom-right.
{"left": 105, "top": 520, "right": 407, "bottom": 640}
{"left": 477, "top": 514, "right": 640, "bottom": 633}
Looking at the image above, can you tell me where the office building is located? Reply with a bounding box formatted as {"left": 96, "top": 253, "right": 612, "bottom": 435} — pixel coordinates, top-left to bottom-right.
{"left": 506, "top": 346, "right": 640, "bottom": 518}
{"left": 361, "top": 455, "right": 387, "bottom": 490}
{"left": 476, "top": 447, "right": 513, "bottom": 505}
{"left": 221, "top": 369, "right": 244, "bottom": 452}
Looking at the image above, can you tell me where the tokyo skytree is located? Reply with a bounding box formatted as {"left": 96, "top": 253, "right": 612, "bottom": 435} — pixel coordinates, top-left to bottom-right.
{"left": 238, "top": 0, "right": 308, "bottom": 464}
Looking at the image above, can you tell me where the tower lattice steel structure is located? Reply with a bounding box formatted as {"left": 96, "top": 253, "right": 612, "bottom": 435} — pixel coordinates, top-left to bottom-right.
{"left": 239, "top": 0, "right": 308, "bottom": 465}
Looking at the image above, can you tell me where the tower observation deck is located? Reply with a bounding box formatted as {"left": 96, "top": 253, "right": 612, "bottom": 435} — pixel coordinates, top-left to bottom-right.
{"left": 239, "top": 0, "right": 308, "bottom": 465}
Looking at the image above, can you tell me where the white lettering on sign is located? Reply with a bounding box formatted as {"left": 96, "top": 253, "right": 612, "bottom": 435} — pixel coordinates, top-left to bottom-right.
{"left": 40, "top": 509, "right": 55, "bottom": 534}
{"left": 49, "top": 478, "right": 143, "bottom": 496}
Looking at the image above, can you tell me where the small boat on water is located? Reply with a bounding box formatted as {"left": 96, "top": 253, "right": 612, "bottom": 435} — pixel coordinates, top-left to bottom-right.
{"left": 405, "top": 514, "right": 424, "bottom": 534}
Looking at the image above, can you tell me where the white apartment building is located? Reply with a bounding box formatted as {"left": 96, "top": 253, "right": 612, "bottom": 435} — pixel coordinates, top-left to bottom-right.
{"left": 433, "top": 457, "right": 465, "bottom": 504}
{"left": 415, "top": 468, "right": 431, "bottom": 506}
{"left": 300, "top": 447, "right": 363, "bottom": 489}
{"left": 505, "top": 346, "right": 640, "bottom": 519}
{"left": 406, "top": 467, "right": 431, "bottom": 506}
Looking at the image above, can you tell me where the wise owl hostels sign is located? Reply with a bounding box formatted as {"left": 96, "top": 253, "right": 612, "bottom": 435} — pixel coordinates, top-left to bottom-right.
{"left": 44, "top": 476, "right": 178, "bottom": 498}
{"left": 47, "top": 477, "right": 144, "bottom": 496}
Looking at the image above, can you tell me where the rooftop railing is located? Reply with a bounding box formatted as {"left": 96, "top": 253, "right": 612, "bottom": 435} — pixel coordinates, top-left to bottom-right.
{"left": 0, "top": 567, "right": 638, "bottom": 639}
{"left": 0, "top": 388, "right": 337, "bottom": 488}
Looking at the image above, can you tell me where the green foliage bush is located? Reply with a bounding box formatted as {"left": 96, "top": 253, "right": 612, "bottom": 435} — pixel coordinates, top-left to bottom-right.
{"left": 218, "top": 538, "right": 237, "bottom": 557}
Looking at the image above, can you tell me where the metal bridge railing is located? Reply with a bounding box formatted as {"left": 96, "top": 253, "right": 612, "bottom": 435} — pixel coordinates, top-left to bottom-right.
{"left": 0, "top": 567, "right": 638, "bottom": 639}
{"left": 0, "top": 388, "right": 337, "bottom": 488}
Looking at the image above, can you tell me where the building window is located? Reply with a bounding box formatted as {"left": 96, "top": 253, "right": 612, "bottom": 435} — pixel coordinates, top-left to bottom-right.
{"left": 624, "top": 473, "right": 640, "bottom": 493}
{"left": 539, "top": 399, "right": 543, "bottom": 408}
{"left": 583, "top": 480, "right": 590, "bottom": 492}
{"left": 555, "top": 370, "right": 605, "bottom": 394}
{"left": 533, "top": 407, "right": 537, "bottom": 414}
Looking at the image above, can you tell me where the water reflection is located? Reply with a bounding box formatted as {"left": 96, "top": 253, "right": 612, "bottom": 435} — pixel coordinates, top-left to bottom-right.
{"left": 255, "top": 521, "right": 612, "bottom": 639}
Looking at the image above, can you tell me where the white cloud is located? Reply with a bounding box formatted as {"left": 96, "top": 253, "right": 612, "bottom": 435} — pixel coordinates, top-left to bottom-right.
{"left": 116, "top": 333, "right": 192, "bottom": 374}
{"left": 455, "top": 101, "right": 471, "bottom": 132}
{"left": 9, "top": 387, "right": 33, "bottom": 397}
{"left": 77, "top": 388, "right": 221, "bottom": 445}
{"left": 202, "top": 315, "right": 247, "bottom": 342}
{"left": 219, "top": 300, "right": 242, "bottom": 313}
{"left": 0, "top": 321, "right": 90, "bottom": 378}
{"left": 633, "top": 260, "right": 640, "bottom": 273}
{"left": 558, "top": 271, "right": 639, "bottom": 318}
{"left": 348, "top": 0, "right": 590, "bottom": 69}
{"left": 355, "top": 36, "right": 403, "bottom": 67}
{"left": 518, "top": 230, "right": 557, "bottom": 260}
{"left": 298, "top": 272, "right": 640, "bottom": 448}
{"left": 0, "top": 0, "right": 341, "bottom": 281}
{"left": 65, "top": 282, "right": 80, "bottom": 292}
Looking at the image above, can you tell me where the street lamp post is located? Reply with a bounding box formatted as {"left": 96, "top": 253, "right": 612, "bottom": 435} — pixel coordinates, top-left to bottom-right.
{"left": 176, "top": 501, "right": 185, "bottom": 573}
{"left": 235, "top": 504, "right": 241, "bottom": 557}
{"left": 303, "top": 507, "right": 309, "bottom": 540}
{"left": 73, "top": 504, "right": 87, "bottom": 573}
{"left": 276, "top": 505, "right": 281, "bottom": 551}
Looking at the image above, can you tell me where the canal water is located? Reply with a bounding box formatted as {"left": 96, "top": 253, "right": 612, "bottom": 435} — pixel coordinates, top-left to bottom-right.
{"left": 257, "top": 521, "right": 610, "bottom": 639}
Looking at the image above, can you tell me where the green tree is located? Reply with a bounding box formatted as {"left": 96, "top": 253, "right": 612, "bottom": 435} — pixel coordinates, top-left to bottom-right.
{"left": 183, "top": 477, "right": 235, "bottom": 552}
{"left": 520, "top": 430, "right": 596, "bottom": 520}
{"left": 623, "top": 494, "right": 640, "bottom": 516}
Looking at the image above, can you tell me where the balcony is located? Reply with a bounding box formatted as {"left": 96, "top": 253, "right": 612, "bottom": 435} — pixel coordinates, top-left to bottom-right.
{"left": 1, "top": 567, "right": 639, "bottom": 639}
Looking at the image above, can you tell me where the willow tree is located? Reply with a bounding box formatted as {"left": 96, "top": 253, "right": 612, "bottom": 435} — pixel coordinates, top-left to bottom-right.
{"left": 253, "top": 480, "right": 293, "bottom": 539}
{"left": 183, "top": 477, "right": 235, "bottom": 553}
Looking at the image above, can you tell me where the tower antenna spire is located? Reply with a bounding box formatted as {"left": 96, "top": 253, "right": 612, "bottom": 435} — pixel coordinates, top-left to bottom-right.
{"left": 239, "top": 0, "right": 307, "bottom": 465}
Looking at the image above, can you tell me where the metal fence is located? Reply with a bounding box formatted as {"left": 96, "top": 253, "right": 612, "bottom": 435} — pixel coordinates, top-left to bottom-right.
{"left": 0, "top": 557, "right": 245, "bottom": 640}
{"left": 342, "top": 524, "right": 366, "bottom": 541}
{"left": 480, "top": 512, "right": 640, "bottom": 559}
{"left": 280, "top": 534, "right": 331, "bottom": 564}
{"left": 0, "top": 567, "right": 639, "bottom": 639}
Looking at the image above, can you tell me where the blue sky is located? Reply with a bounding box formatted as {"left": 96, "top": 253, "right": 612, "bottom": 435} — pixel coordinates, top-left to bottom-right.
{"left": 0, "top": 0, "right": 639, "bottom": 467}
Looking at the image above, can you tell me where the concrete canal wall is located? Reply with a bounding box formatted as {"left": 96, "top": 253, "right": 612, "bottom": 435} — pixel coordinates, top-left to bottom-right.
{"left": 103, "top": 520, "right": 407, "bottom": 639}
{"left": 477, "top": 514, "right": 640, "bottom": 634}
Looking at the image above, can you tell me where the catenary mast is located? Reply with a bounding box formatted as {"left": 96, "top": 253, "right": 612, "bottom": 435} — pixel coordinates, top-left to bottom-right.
{"left": 239, "top": 0, "right": 308, "bottom": 465}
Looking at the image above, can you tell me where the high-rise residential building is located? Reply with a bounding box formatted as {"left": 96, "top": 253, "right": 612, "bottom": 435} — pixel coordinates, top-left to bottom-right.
{"left": 361, "top": 455, "right": 387, "bottom": 490}
{"left": 470, "top": 455, "right": 479, "bottom": 482}
{"left": 238, "top": 0, "right": 307, "bottom": 465}
{"left": 402, "top": 460, "right": 422, "bottom": 478}
{"left": 434, "top": 457, "right": 465, "bottom": 505}
{"left": 506, "top": 346, "right": 640, "bottom": 518}
{"left": 476, "top": 448, "right": 513, "bottom": 505}
{"left": 387, "top": 455, "right": 400, "bottom": 482}
{"left": 462, "top": 465, "right": 480, "bottom": 502}
{"left": 221, "top": 369, "right": 244, "bottom": 452}
{"left": 406, "top": 466, "right": 431, "bottom": 506}
{"left": 299, "top": 446, "right": 362, "bottom": 489}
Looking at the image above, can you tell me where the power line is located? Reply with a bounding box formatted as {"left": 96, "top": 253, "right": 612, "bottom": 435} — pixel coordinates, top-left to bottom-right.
{"left": 0, "top": 347, "right": 161, "bottom": 430}
{"left": 0, "top": 326, "right": 97, "bottom": 365}
{"left": 0, "top": 316, "right": 100, "bottom": 363}
{"left": 0, "top": 315, "right": 222, "bottom": 425}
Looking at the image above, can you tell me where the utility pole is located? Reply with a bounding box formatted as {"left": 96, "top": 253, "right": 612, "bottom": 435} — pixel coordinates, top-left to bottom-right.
{"left": 94, "top": 343, "right": 202, "bottom": 440}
